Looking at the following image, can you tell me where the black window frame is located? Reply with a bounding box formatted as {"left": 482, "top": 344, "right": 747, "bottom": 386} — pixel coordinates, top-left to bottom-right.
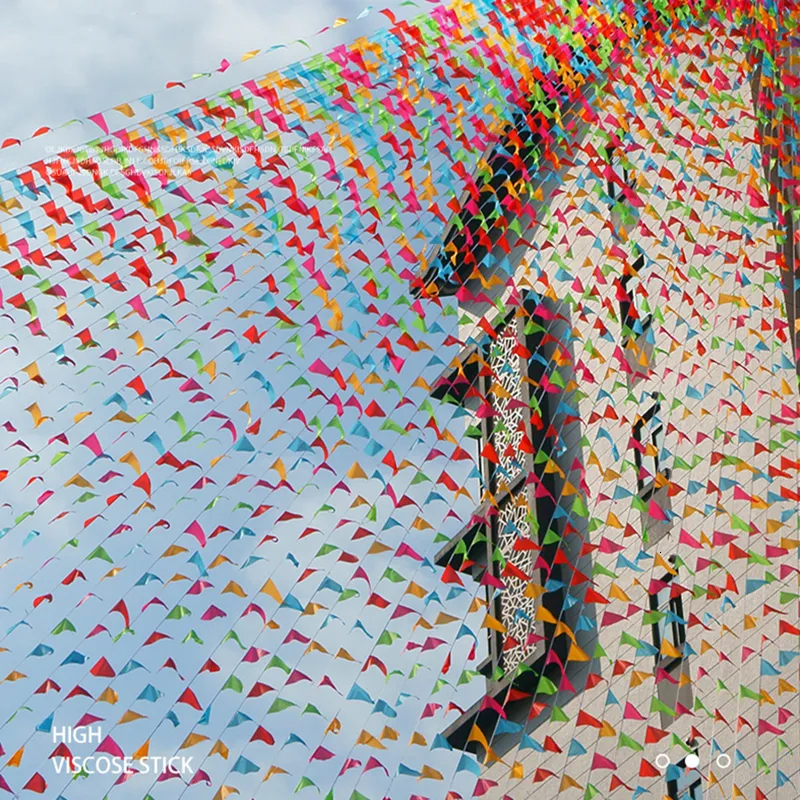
{"left": 412, "top": 42, "right": 594, "bottom": 299}
{"left": 430, "top": 294, "right": 568, "bottom": 681}
{"left": 649, "top": 569, "right": 686, "bottom": 673}
{"left": 666, "top": 746, "right": 703, "bottom": 800}
{"left": 632, "top": 399, "right": 669, "bottom": 498}
{"left": 605, "top": 145, "right": 637, "bottom": 206}
{"left": 618, "top": 251, "right": 653, "bottom": 340}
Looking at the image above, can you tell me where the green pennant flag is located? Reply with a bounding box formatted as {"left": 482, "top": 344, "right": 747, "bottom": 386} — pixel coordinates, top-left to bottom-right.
{"left": 269, "top": 698, "right": 297, "bottom": 714}
{"left": 670, "top": 734, "right": 692, "bottom": 752}
{"left": 222, "top": 675, "right": 243, "bottom": 693}
{"left": 537, "top": 676, "right": 558, "bottom": 695}
{"left": 87, "top": 546, "right": 113, "bottom": 563}
{"left": 294, "top": 776, "right": 317, "bottom": 792}
{"left": 379, "top": 418, "right": 407, "bottom": 435}
{"left": 618, "top": 733, "right": 644, "bottom": 752}
{"left": 166, "top": 605, "right": 191, "bottom": 620}
{"left": 51, "top": 619, "right": 76, "bottom": 635}
{"left": 592, "top": 642, "right": 608, "bottom": 660}
{"left": 592, "top": 563, "right": 617, "bottom": 579}
{"left": 456, "top": 670, "right": 481, "bottom": 686}
{"left": 739, "top": 684, "right": 761, "bottom": 701}
{"left": 619, "top": 631, "right": 642, "bottom": 650}
{"left": 266, "top": 656, "right": 291, "bottom": 674}
{"left": 222, "top": 630, "right": 246, "bottom": 649}
{"left": 376, "top": 630, "right": 401, "bottom": 646}
{"left": 572, "top": 494, "right": 589, "bottom": 517}
{"left": 650, "top": 696, "right": 676, "bottom": 717}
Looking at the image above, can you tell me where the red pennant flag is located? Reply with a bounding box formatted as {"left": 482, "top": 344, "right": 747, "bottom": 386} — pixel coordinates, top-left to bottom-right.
{"left": 90, "top": 657, "right": 116, "bottom": 678}
{"left": 22, "top": 774, "right": 47, "bottom": 794}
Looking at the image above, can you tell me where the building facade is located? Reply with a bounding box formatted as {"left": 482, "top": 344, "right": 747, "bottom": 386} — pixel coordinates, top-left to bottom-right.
{"left": 0, "top": 2, "right": 797, "bottom": 800}
{"left": 415, "top": 11, "right": 800, "bottom": 800}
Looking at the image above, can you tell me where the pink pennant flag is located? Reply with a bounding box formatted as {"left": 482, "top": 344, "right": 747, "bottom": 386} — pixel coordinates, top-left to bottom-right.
{"left": 88, "top": 112, "right": 109, "bottom": 134}
{"left": 127, "top": 295, "right": 149, "bottom": 320}
{"left": 96, "top": 735, "right": 125, "bottom": 759}
{"left": 758, "top": 720, "right": 784, "bottom": 736}
{"left": 648, "top": 499, "right": 669, "bottom": 522}
{"left": 678, "top": 529, "right": 702, "bottom": 549}
{"left": 80, "top": 433, "right": 104, "bottom": 458}
{"left": 184, "top": 521, "right": 206, "bottom": 547}
{"left": 591, "top": 753, "right": 617, "bottom": 770}
{"left": 623, "top": 702, "right": 646, "bottom": 720}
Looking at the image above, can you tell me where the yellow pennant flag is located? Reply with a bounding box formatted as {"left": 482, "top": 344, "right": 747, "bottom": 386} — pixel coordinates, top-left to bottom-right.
{"left": 180, "top": 734, "right": 209, "bottom": 750}
{"left": 420, "top": 765, "right": 443, "bottom": 780}
{"left": 119, "top": 451, "right": 141, "bottom": 475}
{"left": 482, "top": 613, "right": 507, "bottom": 633}
{"left": 117, "top": 710, "right": 146, "bottom": 725}
{"left": 212, "top": 787, "right": 239, "bottom": 800}
{"left": 132, "top": 740, "right": 150, "bottom": 760}
{"left": 325, "top": 718, "right": 341, "bottom": 735}
{"left": 25, "top": 403, "right": 51, "bottom": 428}
{"left": 559, "top": 775, "right": 583, "bottom": 791}
{"left": 347, "top": 462, "right": 368, "bottom": 479}
{"left": 64, "top": 474, "right": 92, "bottom": 488}
{"left": 260, "top": 579, "right": 283, "bottom": 604}
{"left": 208, "top": 740, "right": 229, "bottom": 759}
{"left": 335, "top": 648, "right": 356, "bottom": 662}
{"left": 263, "top": 766, "right": 288, "bottom": 781}
{"left": 98, "top": 687, "right": 119, "bottom": 704}
{"left": 356, "top": 730, "right": 386, "bottom": 749}
{"left": 405, "top": 582, "right": 427, "bottom": 598}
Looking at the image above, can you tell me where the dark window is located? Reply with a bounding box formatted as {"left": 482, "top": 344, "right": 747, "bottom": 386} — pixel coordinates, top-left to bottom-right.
{"left": 667, "top": 750, "right": 702, "bottom": 799}
{"left": 649, "top": 570, "right": 686, "bottom": 671}
{"left": 633, "top": 400, "right": 668, "bottom": 497}
{"left": 605, "top": 145, "right": 637, "bottom": 205}
{"left": 413, "top": 55, "right": 589, "bottom": 298}
{"left": 431, "top": 294, "right": 565, "bottom": 680}
{"left": 618, "top": 251, "right": 653, "bottom": 339}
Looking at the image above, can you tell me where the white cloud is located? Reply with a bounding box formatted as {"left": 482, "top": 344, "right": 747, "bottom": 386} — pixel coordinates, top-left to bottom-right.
{"left": 0, "top": 0, "right": 420, "bottom": 171}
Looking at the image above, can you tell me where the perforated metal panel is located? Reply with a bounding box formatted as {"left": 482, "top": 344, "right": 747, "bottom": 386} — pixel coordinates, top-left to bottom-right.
{"left": 495, "top": 494, "right": 538, "bottom": 673}
{"left": 487, "top": 323, "right": 526, "bottom": 490}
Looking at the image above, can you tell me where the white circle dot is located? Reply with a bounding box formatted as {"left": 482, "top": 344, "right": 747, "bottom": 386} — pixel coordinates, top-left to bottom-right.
{"left": 685, "top": 754, "right": 700, "bottom": 769}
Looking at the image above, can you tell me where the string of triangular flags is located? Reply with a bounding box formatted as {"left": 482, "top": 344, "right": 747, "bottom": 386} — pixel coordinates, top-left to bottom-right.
{"left": 0, "top": 0, "right": 797, "bottom": 799}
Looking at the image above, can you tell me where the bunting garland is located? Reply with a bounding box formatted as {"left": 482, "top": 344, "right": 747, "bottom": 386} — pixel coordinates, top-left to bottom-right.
{"left": 0, "top": 1, "right": 798, "bottom": 800}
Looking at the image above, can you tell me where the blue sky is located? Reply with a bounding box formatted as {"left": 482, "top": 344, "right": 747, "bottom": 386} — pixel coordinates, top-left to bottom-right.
{"left": 0, "top": 3, "right": 512, "bottom": 797}
{"left": 0, "top": 0, "right": 434, "bottom": 171}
